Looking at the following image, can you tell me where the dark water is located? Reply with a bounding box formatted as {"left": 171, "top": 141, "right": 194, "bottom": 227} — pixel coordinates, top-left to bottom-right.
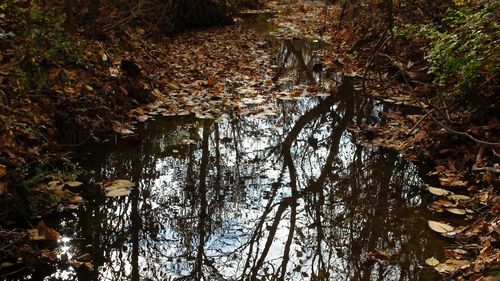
{"left": 11, "top": 77, "right": 449, "bottom": 281}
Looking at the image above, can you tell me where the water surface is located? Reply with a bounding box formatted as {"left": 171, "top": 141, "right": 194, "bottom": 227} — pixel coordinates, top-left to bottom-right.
{"left": 15, "top": 77, "right": 450, "bottom": 281}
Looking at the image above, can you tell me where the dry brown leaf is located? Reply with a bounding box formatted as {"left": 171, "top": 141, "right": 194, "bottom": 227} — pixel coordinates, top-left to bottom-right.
{"left": 29, "top": 221, "right": 60, "bottom": 241}
{"left": 0, "top": 164, "right": 6, "bottom": 177}
{"left": 425, "top": 257, "right": 440, "bottom": 266}
{"left": 446, "top": 208, "right": 466, "bottom": 215}
{"left": 104, "top": 179, "right": 134, "bottom": 190}
{"left": 448, "top": 194, "right": 471, "bottom": 201}
{"left": 427, "top": 186, "right": 450, "bottom": 196}
{"left": 103, "top": 180, "right": 134, "bottom": 197}
{"left": 136, "top": 115, "right": 149, "bottom": 122}
{"left": 434, "top": 262, "right": 457, "bottom": 274}
{"left": 0, "top": 181, "right": 6, "bottom": 196}
{"left": 435, "top": 199, "right": 457, "bottom": 207}
{"left": 68, "top": 196, "right": 84, "bottom": 204}
{"left": 112, "top": 122, "right": 135, "bottom": 135}
{"left": 364, "top": 250, "right": 390, "bottom": 262}
{"left": 428, "top": 220, "right": 454, "bottom": 233}
{"left": 66, "top": 181, "right": 83, "bottom": 187}
{"left": 106, "top": 188, "right": 131, "bottom": 197}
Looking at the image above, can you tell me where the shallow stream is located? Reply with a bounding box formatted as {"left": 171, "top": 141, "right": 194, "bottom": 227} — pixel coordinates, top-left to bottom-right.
{"left": 10, "top": 13, "right": 450, "bottom": 281}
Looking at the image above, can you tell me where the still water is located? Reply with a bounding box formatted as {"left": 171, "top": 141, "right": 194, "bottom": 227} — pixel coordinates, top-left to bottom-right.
{"left": 8, "top": 18, "right": 449, "bottom": 280}
{"left": 17, "top": 77, "right": 448, "bottom": 281}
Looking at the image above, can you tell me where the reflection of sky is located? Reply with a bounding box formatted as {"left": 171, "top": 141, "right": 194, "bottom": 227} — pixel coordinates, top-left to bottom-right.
{"left": 38, "top": 95, "right": 445, "bottom": 281}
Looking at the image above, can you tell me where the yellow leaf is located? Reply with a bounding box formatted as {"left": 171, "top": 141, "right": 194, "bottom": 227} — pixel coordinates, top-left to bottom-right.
{"left": 425, "top": 257, "right": 440, "bottom": 267}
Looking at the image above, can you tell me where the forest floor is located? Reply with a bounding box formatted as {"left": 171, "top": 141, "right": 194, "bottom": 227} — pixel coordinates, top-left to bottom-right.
{"left": 0, "top": 0, "right": 498, "bottom": 280}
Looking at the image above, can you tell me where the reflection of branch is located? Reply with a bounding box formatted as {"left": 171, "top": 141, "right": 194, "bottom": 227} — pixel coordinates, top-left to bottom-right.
{"left": 246, "top": 79, "right": 355, "bottom": 279}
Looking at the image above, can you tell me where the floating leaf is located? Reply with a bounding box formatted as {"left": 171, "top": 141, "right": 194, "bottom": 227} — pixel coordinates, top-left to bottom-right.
{"left": 428, "top": 220, "right": 454, "bottom": 233}
{"left": 434, "top": 262, "right": 457, "bottom": 274}
{"left": 29, "top": 221, "right": 60, "bottom": 241}
{"left": 425, "top": 257, "right": 440, "bottom": 267}
{"left": 446, "top": 208, "right": 466, "bottom": 215}
{"left": 0, "top": 262, "right": 14, "bottom": 269}
{"left": 66, "top": 181, "right": 83, "bottom": 187}
{"left": 103, "top": 180, "right": 134, "bottom": 197}
{"left": 448, "top": 194, "right": 470, "bottom": 201}
{"left": 365, "top": 250, "right": 390, "bottom": 262}
{"left": 428, "top": 186, "right": 450, "bottom": 196}
{"left": 136, "top": 115, "right": 149, "bottom": 122}
{"left": 106, "top": 188, "right": 131, "bottom": 197}
{"left": 435, "top": 199, "right": 456, "bottom": 207}
{"left": 68, "top": 196, "right": 84, "bottom": 204}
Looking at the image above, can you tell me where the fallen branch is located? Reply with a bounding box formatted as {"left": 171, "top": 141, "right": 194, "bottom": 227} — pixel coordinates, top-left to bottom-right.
{"left": 378, "top": 52, "right": 412, "bottom": 87}
{"left": 408, "top": 109, "right": 436, "bottom": 135}
{"left": 426, "top": 110, "right": 499, "bottom": 146}
{"left": 472, "top": 164, "right": 500, "bottom": 173}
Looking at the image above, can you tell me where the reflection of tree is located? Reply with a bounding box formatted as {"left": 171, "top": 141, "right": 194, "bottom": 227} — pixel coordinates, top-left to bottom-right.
{"left": 276, "top": 39, "right": 321, "bottom": 86}
{"left": 47, "top": 79, "right": 444, "bottom": 281}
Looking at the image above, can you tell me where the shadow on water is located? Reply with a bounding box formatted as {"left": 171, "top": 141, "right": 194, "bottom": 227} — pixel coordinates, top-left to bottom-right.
{"left": 9, "top": 77, "right": 450, "bottom": 281}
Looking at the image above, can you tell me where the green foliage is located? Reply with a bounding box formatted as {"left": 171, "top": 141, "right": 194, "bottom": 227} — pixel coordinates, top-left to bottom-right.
{"left": 416, "top": 1, "right": 499, "bottom": 95}
{"left": 1, "top": 3, "right": 85, "bottom": 90}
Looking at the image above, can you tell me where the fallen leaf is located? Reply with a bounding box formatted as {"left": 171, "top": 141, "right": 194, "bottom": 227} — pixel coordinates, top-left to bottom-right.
{"left": 428, "top": 220, "right": 454, "bottom": 233}
{"left": 427, "top": 186, "right": 450, "bottom": 196}
{"left": 136, "top": 115, "right": 149, "bottom": 122}
{"left": 167, "top": 82, "right": 180, "bottom": 90}
{"left": 104, "top": 179, "right": 134, "bottom": 190}
{"left": 29, "top": 221, "right": 60, "bottom": 241}
{"left": 0, "top": 262, "right": 14, "bottom": 269}
{"left": 71, "top": 261, "right": 94, "bottom": 270}
{"left": 0, "top": 181, "right": 6, "bottom": 196}
{"left": 435, "top": 199, "right": 457, "bottom": 207}
{"left": 66, "top": 181, "right": 83, "bottom": 187}
{"left": 434, "top": 262, "right": 457, "bottom": 274}
{"left": 103, "top": 180, "right": 134, "bottom": 197}
{"left": 106, "top": 188, "right": 131, "bottom": 197}
{"left": 0, "top": 164, "right": 6, "bottom": 177}
{"left": 68, "top": 196, "right": 84, "bottom": 204}
{"left": 446, "top": 208, "right": 466, "bottom": 215}
{"left": 364, "top": 250, "right": 390, "bottom": 262}
{"left": 448, "top": 194, "right": 471, "bottom": 201}
{"left": 425, "top": 257, "right": 440, "bottom": 267}
{"left": 112, "top": 122, "right": 135, "bottom": 135}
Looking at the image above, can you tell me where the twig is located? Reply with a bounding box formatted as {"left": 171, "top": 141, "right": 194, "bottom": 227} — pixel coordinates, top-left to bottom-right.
{"left": 0, "top": 266, "right": 28, "bottom": 277}
{"left": 493, "top": 148, "right": 500, "bottom": 158}
{"left": 439, "top": 92, "right": 451, "bottom": 122}
{"left": 427, "top": 111, "right": 499, "bottom": 146}
{"left": 407, "top": 109, "right": 436, "bottom": 135}
{"left": 378, "top": 52, "right": 412, "bottom": 88}
{"left": 472, "top": 164, "right": 500, "bottom": 173}
{"left": 362, "top": 28, "right": 392, "bottom": 95}
{"left": 59, "top": 133, "right": 93, "bottom": 148}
